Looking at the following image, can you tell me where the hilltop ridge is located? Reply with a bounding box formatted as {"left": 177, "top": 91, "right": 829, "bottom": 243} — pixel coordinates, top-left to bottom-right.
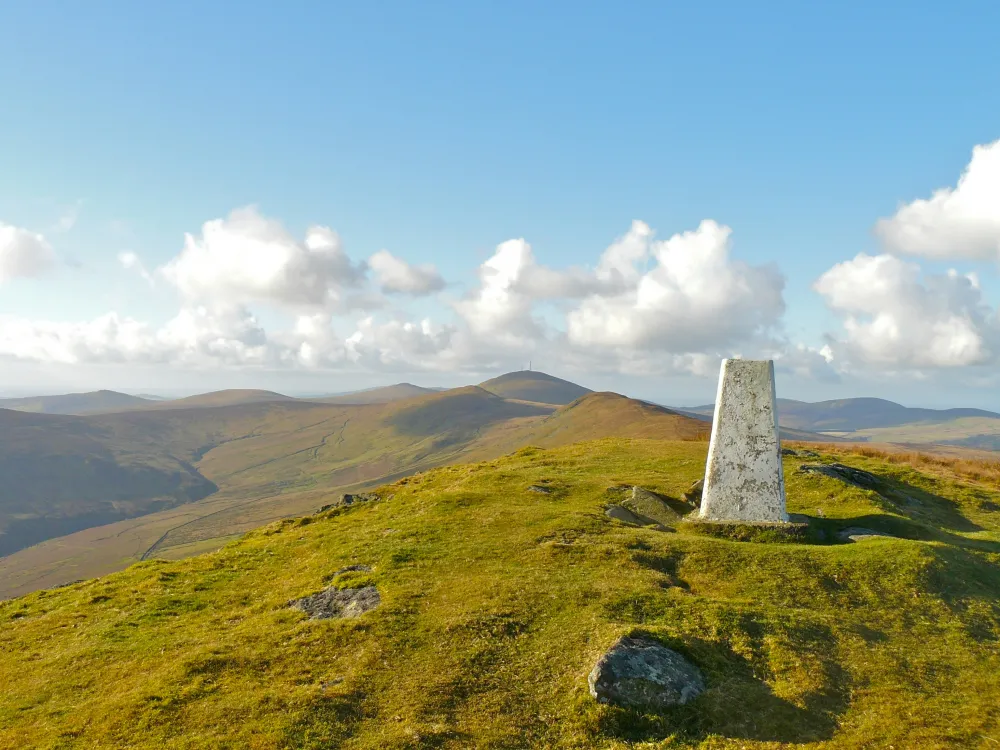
{"left": 479, "top": 370, "right": 592, "bottom": 404}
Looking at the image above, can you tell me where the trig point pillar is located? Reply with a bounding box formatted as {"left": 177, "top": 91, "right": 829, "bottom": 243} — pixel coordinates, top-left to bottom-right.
{"left": 699, "top": 359, "right": 788, "bottom": 523}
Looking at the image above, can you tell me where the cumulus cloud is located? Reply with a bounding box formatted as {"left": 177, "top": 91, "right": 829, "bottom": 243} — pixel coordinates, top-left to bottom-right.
{"left": 454, "top": 239, "right": 545, "bottom": 345}
{"left": 0, "top": 307, "right": 277, "bottom": 367}
{"left": 118, "top": 251, "right": 154, "bottom": 284}
{"left": 368, "top": 249, "right": 445, "bottom": 295}
{"left": 815, "top": 253, "right": 999, "bottom": 369}
{"left": 566, "top": 220, "right": 785, "bottom": 352}
{"left": 159, "top": 206, "right": 366, "bottom": 309}
{"left": 875, "top": 139, "right": 1000, "bottom": 261}
{"left": 0, "top": 223, "right": 56, "bottom": 283}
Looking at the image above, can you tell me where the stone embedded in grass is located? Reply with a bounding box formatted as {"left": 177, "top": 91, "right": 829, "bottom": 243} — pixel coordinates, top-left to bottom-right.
{"left": 290, "top": 586, "right": 380, "bottom": 620}
{"left": 699, "top": 359, "right": 788, "bottom": 523}
{"left": 527, "top": 485, "right": 552, "bottom": 494}
{"left": 798, "top": 463, "right": 882, "bottom": 491}
{"left": 838, "top": 527, "right": 897, "bottom": 543}
{"left": 588, "top": 635, "right": 705, "bottom": 709}
{"left": 682, "top": 479, "right": 703, "bottom": 505}
{"left": 605, "top": 505, "right": 659, "bottom": 527}
{"left": 318, "top": 492, "right": 381, "bottom": 513}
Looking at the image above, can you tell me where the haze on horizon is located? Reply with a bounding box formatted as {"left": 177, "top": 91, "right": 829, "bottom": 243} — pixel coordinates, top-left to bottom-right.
{"left": 2, "top": 3, "right": 999, "bottom": 410}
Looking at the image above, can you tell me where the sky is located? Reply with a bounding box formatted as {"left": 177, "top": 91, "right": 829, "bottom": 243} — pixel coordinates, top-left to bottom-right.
{"left": 1, "top": 1, "right": 999, "bottom": 407}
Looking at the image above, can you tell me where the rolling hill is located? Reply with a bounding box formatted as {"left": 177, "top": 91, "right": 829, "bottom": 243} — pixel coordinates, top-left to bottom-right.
{"left": 315, "top": 383, "right": 439, "bottom": 405}
{"left": 682, "top": 397, "right": 1000, "bottom": 433}
{"left": 0, "top": 389, "right": 156, "bottom": 415}
{"left": 146, "top": 388, "right": 297, "bottom": 410}
{"left": 479, "top": 370, "right": 592, "bottom": 404}
{"left": 0, "top": 408, "right": 217, "bottom": 557}
{"left": 3, "top": 440, "right": 1000, "bottom": 747}
{"left": 0, "top": 379, "right": 714, "bottom": 598}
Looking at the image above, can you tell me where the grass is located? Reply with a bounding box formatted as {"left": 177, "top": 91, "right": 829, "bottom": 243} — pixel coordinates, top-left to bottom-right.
{"left": 2, "top": 438, "right": 1000, "bottom": 748}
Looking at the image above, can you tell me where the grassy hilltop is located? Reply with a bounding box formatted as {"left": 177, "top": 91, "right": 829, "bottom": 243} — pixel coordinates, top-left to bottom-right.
{"left": 3, "top": 439, "right": 1000, "bottom": 748}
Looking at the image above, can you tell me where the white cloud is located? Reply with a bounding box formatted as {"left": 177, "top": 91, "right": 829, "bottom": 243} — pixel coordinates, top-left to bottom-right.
{"left": 0, "top": 223, "right": 56, "bottom": 283}
{"left": 815, "top": 253, "right": 999, "bottom": 369}
{"left": 454, "top": 238, "right": 544, "bottom": 345}
{"left": 0, "top": 306, "right": 280, "bottom": 367}
{"left": 368, "top": 249, "right": 445, "bottom": 295}
{"left": 159, "top": 206, "right": 366, "bottom": 309}
{"left": 566, "top": 219, "right": 785, "bottom": 352}
{"left": 875, "top": 139, "right": 1000, "bottom": 261}
{"left": 118, "top": 251, "right": 154, "bottom": 284}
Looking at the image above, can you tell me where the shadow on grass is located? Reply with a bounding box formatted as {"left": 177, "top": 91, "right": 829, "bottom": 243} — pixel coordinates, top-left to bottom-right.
{"left": 598, "top": 628, "right": 848, "bottom": 745}
{"left": 799, "top": 462, "right": 985, "bottom": 534}
{"left": 810, "top": 512, "right": 1000, "bottom": 554}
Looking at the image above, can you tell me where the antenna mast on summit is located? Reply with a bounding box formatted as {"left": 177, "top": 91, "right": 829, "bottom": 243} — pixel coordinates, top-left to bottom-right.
{"left": 528, "top": 360, "right": 532, "bottom": 371}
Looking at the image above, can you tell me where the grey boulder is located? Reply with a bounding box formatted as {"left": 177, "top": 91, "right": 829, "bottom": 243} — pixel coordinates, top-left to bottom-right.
{"left": 838, "top": 527, "right": 896, "bottom": 542}
{"left": 290, "top": 585, "right": 380, "bottom": 620}
{"left": 589, "top": 635, "right": 705, "bottom": 709}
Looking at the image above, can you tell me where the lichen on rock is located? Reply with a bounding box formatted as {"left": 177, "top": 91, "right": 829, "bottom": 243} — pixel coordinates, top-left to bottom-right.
{"left": 588, "top": 635, "right": 705, "bottom": 709}
{"left": 289, "top": 586, "right": 380, "bottom": 620}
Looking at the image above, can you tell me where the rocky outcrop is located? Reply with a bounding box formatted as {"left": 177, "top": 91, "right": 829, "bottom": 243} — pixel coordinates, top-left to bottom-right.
{"left": 798, "top": 463, "right": 882, "bottom": 491}
{"left": 589, "top": 635, "right": 705, "bottom": 709}
{"left": 290, "top": 585, "right": 381, "bottom": 620}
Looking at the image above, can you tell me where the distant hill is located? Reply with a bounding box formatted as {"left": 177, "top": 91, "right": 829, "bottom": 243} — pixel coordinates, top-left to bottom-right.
{"left": 315, "top": 383, "right": 439, "bottom": 405}
{"left": 680, "top": 397, "right": 1000, "bottom": 434}
{"left": 0, "top": 389, "right": 155, "bottom": 415}
{"left": 479, "top": 370, "right": 591, "bottom": 405}
{"left": 471, "top": 392, "right": 709, "bottom": 457}
{"left": 0, "top": 387, "right": 709, "bottom": 597}
{"left": 0, "top": 409, "right": 217, "bottom": 557}
{"left": 149, "top": 389, "right": 297, "bottom": 410}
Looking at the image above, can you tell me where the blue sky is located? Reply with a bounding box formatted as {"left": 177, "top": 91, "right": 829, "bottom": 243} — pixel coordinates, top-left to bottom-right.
{"left": 1, "top": 1, "right": 999, "bottom": 407}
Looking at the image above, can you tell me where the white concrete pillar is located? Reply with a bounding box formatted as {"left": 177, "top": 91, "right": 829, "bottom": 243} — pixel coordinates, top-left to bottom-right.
{"left": 699, "top": 359, "right": 788, "bottom": 523}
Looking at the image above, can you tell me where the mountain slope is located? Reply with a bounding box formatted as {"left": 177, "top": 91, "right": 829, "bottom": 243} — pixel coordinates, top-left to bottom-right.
{"left": 468, "top": 392, "right": 709, "bottom": 459}
{"left": 684, "top": 397, "right": 1000, "bottom": 433}
{"left": 315, "top": 383, "right": 440, "bottom": 405}
{"left": 2, "top": 441, "right": 999, "bottom": 748}
{"left": 0, "top": 390, "right": 155, "bottom": 415}
{"left": 0, "top": 409, "right": 217, "bottom": 557}
{"left": 479, "top": 370, "right": 591, "bottom": 405}
{"left": 0, "top": 390, "right": 708, "bottom": 597}
{"left": 148, "top": 389, "right": 297, "bottom": 409}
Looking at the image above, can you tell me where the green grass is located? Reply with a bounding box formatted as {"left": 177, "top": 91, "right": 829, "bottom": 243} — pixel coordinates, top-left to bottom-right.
{"left": 3, "top": 439, "right": 1000, "bottom": 748}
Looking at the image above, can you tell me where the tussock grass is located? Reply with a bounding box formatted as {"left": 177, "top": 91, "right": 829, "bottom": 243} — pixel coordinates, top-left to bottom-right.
{"left": 2, "top": 439, "right": 1000, "bottom": 748}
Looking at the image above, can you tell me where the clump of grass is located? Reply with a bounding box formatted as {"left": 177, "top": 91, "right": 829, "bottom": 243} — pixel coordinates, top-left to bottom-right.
{"left": 2, "top": 438, "right": 1000, "bottom": 748}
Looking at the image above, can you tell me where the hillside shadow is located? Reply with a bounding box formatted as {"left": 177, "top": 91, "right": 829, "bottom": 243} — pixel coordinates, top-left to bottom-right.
{"left": 811, "top": 512, "right": 1000, "bottom": 554}
{"left": 874, "top": 474, "right": 984, "bottom": 534}
{"left": 797, "top": 464, "right": 984, "bottom": 534}
{"left": 597, "top": 629, "right": 848, "bottom": 745}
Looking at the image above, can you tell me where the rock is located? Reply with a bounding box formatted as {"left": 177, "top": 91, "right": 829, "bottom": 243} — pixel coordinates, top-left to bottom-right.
{"left": 606, "top": 505, "right": 658, "bottom": 527}
{"left": 290, "top": 586, "right": 381, "bottom": 620}
{"left": 781, "top": 448, "right": 798, "bottom": 456}
{"left": 628, "top": 487, "right": 686, "bottom": 526}
{"left": 798, "top": 463, "right": 882, "bottom": 491}
{"left": 318, "top": 492, "right": 380, "bottom": 514}
{"left": 589, "top": 635, "right": 705, "bottom": 709}
{"left": 681, "top": 479, "right": 704, "bottom": 505}
{"left": 838, "top": 527, "right": 896, "bottom": 542}
{"left": 341, "top": 492, "right": 380, "bottom": 506}
{"left": 527, "top": 484, "right": 552, "bottom": 494}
